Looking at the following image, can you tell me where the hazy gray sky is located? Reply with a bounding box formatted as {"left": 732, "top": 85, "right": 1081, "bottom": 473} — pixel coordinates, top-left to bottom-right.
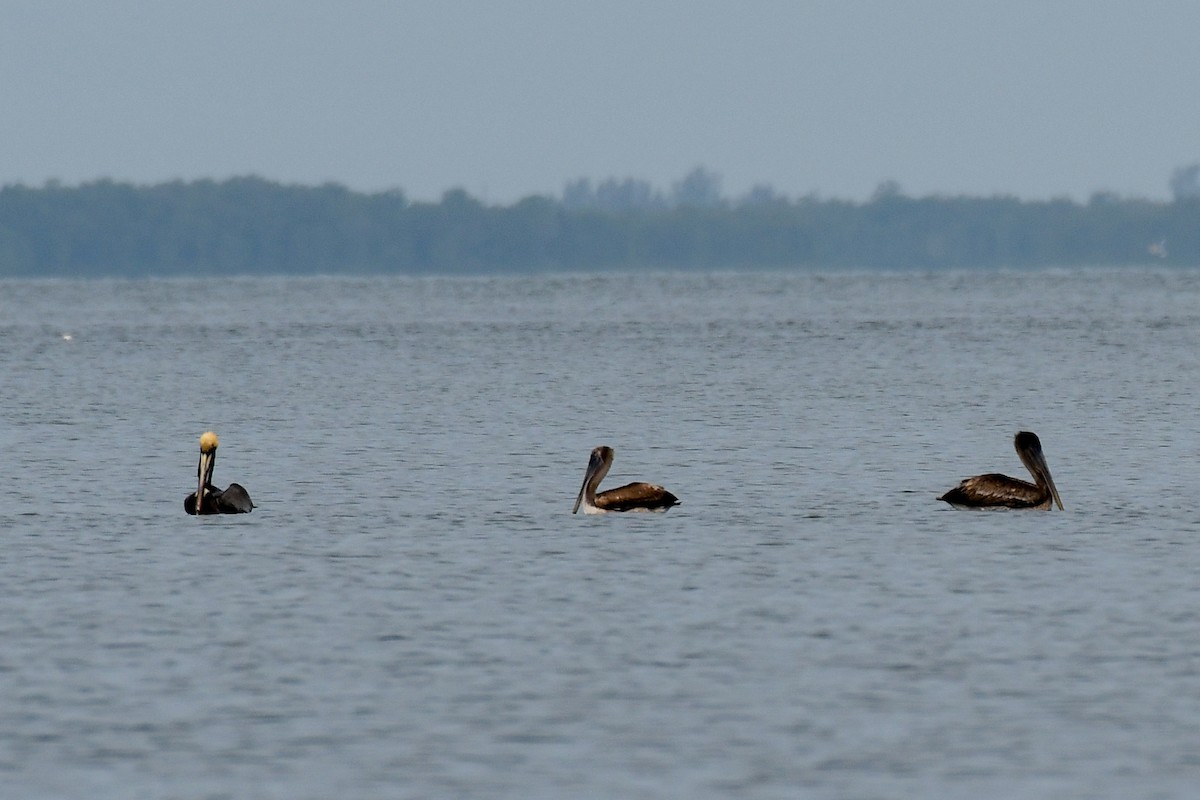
{"left": 3, "top": 1, "right": 1198, "bottom": 202}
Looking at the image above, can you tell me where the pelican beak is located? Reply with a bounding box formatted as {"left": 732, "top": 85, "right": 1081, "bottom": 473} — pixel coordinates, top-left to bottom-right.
{"left": 572, "top": 472, "right": 588, "bottom": 514}
{"left": 196, "top": 449, "right": 215, "bottom": 514}
{"left": 1045, "top": 470, "right": 1064, "bottom": 511}
{"left": 1030, "top": 450, "right": 1064, "bottom": 511}
{"left": 572, "top": 450, "right": 603, "bottom": 514}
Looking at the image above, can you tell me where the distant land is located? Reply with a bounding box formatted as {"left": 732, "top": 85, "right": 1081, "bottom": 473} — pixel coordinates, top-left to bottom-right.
{"left": 2, "top": 168, "right": 1199, "bottom": 277}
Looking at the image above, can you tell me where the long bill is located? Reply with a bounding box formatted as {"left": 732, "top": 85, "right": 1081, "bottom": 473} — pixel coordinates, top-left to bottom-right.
{"left": 196, "top": 450, "right": 215, "bottom": 514}
{"left": 1044, "top": 469, "right": 1064, "bottom": 511}
{"left": 572, "top": 450, "right": 605, "bottom": 514}
{"left": 1029, "top": 450, "right": 1064, "bottom": 511}
{"left": 572, "top": 468, "right": 591, "bottom": 514}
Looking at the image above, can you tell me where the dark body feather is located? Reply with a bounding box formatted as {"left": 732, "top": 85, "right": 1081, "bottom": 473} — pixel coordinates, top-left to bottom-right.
{"left": 185, "top": 483, "right": 254, "bottom": 515}
{"left": 938, "top": 474, "right": 1051, "bottom": 510}
{"left": 594, "top": 482, "right": 680, "bottom": 512}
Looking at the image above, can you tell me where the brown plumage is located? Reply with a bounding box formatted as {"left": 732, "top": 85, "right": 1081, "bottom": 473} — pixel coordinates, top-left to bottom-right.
{"left": 572, "top": 446, "right": 679, "bottom": 514}
{"left": 939, "top": 431, "right": 1063, "bottom": 510}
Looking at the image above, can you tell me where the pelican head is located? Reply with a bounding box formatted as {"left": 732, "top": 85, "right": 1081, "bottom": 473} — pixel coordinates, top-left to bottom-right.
{"left": 573, "top": 446, "right": 614, "bottom": 514}
{"left": 195, "top": 431, "right": 220, "bottom": 513}
{"left": 1014, "top": 431, "right": 1064, "bottom": 510}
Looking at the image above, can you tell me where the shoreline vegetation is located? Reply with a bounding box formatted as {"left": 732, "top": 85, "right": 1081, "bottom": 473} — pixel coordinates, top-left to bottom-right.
{"left": 1, "top": 170, "right": 1198, "bottom": 277}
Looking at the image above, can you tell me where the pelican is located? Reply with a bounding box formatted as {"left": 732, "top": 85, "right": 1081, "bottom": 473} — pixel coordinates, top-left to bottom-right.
{"left": 572, "top": 445, "right": 679, "bottom": 514}
{"left": 938, "top": 431, "right": 1064, "bottom": 510}
{"left": 184, "top": 431, "right": 254, "bottom": 515}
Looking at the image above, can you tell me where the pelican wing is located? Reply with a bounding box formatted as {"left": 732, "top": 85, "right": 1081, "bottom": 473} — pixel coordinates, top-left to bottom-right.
{"left": 214, "top": 483, "right": 254, "bottom": 513}
{"left": 938, "top": 474, "right": 1046, "bottom": 509}
{"left": 594, "top": 482, "right": 679, "bottom": 512}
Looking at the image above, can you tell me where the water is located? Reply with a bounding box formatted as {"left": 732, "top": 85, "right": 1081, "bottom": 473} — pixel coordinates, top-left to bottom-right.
{"left": 2, "top": 268, "right": 1199, "bottom": 799}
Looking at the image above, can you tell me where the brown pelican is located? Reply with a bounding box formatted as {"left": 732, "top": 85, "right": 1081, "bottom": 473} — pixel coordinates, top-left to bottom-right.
{"left": 572, "top": 445, "right": 679, "bottom": 514}
{"left": 184, "top": 431, "right": 254, "bottom": 515}
{"left": 938, "top": 431, "right": 1064, "bottom": 510}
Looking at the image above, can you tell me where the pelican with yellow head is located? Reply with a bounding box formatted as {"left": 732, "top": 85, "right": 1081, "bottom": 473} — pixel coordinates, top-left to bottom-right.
{"left": 184, "top": 431, "right": 254, "bottom": 515}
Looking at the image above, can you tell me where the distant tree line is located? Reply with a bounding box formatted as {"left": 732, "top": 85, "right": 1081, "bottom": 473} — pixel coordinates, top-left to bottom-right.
{"left": 1, "top": 169, "right": 1198, "bottom": 278}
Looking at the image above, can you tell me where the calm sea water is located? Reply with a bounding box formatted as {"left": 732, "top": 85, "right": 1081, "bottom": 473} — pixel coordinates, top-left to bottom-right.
{"left": 2, "top": 268, "right": 1199, "bottom": 799}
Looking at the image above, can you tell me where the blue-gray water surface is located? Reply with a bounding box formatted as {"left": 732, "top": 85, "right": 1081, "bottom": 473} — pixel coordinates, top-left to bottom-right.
{"left": 2, "top": 268, "right": 1199, "bottom": 799}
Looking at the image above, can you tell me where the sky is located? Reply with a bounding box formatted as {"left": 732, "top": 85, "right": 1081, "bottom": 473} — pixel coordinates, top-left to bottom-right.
{"left": 3, "top": 1, "right": 1199, "bottom": 204}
